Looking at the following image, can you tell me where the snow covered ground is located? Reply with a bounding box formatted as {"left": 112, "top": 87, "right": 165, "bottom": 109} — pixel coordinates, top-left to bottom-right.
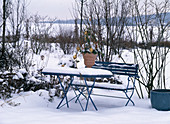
{"left": 1, "top": 47, "right": 170, "bottom": 124}
{"left": 1, "top": 89, "right": 170, "bottom": 124}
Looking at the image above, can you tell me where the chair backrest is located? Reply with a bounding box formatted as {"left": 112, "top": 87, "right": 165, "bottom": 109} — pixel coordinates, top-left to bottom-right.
{"left": 92, "top": 61, "right": 139, "bottom": 78}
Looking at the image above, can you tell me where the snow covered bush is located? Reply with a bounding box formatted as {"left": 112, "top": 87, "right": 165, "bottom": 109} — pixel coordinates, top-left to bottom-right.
{"left": 0, "top": 68, "right": 50, "bottom": 99}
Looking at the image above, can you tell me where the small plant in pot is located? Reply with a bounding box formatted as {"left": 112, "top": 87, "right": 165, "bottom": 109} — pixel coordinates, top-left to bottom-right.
{"left": 76, "top": 27, "right": 101, "bottom": 68}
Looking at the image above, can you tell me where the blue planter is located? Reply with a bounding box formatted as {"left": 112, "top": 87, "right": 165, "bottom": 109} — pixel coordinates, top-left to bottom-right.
{"left": 150, "top": 89, "right": 170, "bottom": 111}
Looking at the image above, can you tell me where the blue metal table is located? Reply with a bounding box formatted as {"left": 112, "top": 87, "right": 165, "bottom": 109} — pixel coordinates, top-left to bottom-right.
{"left": 42, "top": 67, "right": 112, "bottom": 111}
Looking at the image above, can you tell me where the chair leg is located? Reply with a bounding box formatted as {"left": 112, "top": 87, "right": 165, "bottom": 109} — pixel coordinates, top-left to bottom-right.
{"left": 124, "top": 89, "right": 135, "bottom": 106}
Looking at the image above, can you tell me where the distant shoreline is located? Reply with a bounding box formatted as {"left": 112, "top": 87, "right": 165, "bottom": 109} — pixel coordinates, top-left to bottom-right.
{"left": 41, "top": 12, "right": 170, "bottom": 26}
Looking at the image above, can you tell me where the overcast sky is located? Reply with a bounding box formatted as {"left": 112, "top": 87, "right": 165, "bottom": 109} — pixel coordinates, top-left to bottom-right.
{"left": 27, "top": 0, "right": 167, "bottom": 20}
{"left": 27, "top": 0, "right": 75, "bottom": 20}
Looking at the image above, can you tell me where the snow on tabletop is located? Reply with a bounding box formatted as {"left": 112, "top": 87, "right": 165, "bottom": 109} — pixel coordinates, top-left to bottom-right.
{"left": 79, "top": 68, "right": 112, "bottom": 76}
{"left": 42, "top": 67, "right": 112, "bottom": 76}
{"left": 42, "top": 67, "right": 80, "bottom": 75}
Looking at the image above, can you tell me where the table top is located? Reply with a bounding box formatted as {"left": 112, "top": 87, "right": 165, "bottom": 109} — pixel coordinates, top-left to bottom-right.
{"left": 42, "top": 67, "right": 113, "bottom": 78}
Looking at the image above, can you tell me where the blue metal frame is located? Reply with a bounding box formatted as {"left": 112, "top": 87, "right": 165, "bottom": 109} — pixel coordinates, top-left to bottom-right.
{"left": 72, "top": 78, "right": 98, "bottom": 111}
{"left": 72, "top": 76, "right": 136, "bottom": 107}
{"left": 84, "top": 77, "right": 98, "bottom": 111}
{"left": 56, "top": 75, "right": 74, "bottom": 109}
{"left": 42, "top": 69, "right": 112, "bottom": 111}
{"left": 72, "top": 87, "right": 86, "bottom": 111}
{"left": 91, "top": 61, "right": 139, "bottom": 106}
{"left": 124, "top": 76, "right": 135, "bottom": 106}
{"left": 42, "top": 62, "right": 139, "bottom": 110}
{"left": 56, "top": 76, "right": 103, "bottom": 111}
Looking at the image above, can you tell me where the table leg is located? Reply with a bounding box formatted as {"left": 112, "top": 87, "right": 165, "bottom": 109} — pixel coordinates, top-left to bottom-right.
{"left": 84, "top": 77, "right": 98, "bottom": 111}
{"left": 75, "top": 87, "right": 87, "bottom": 103}
{"left": 73, "top": 88, "right": 85, "bottom": 111}
{"left": 56, "top": 76, "right": 73, "bottom": 109}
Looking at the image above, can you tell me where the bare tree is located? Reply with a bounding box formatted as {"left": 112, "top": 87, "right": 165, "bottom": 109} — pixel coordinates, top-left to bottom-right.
{"left": 0, "top": 0, "right": 33, "bottom": 72}
{"left": 8, "top": 0, "right": 27, "bottom": 48}
{"left": 56, "top": 25, "right": 75, "bottom": 54}
{"left": 129, "top": 0, "right": 170, "bottom": 98}
{"left": 25, "top": 18, "right": 31, "bottom": 40}
{"left": 0, "top": 0, "right": 12, "bottom": 70}
{"left": 30, "top": 15, "right": 54, "bottom": 54}
{"left": 74, "top": 0, "right": 87, "bottom": 46}
{"left": 77, "top": 0, "right": 131, "bottom": 61}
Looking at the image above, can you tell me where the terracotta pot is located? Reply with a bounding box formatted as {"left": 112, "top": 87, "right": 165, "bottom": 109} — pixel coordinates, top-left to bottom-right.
{"left": 83, "top": 53, "right": 97, "bottom": 68}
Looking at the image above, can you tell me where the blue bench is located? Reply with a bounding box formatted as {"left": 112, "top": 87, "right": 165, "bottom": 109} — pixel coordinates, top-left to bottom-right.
{"left": 72, "top": 61, "right": 139, "bottom": 106}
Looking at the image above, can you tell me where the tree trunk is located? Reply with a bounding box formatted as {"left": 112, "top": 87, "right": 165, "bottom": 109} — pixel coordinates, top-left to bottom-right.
{"left": 2, "top": 0, "right": 7, "bottom": 58}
